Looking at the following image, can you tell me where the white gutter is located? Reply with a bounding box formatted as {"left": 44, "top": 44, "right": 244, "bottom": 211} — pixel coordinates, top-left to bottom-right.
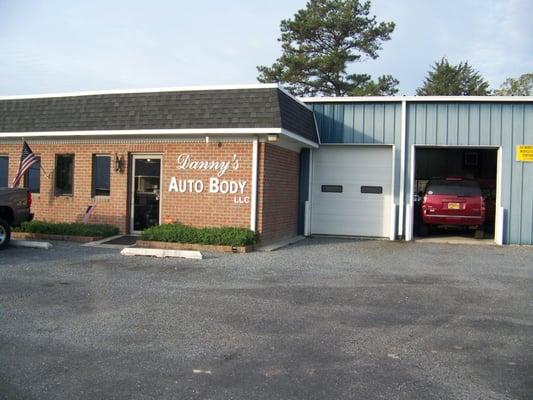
{"left": 301, "top": 96, "right": 533, "bottom": 103}
{"left": 250, "top": 138, "right": 259, "bottom": 232}
{"left": 0, "top": 128, "right": 280, "bottom": 138}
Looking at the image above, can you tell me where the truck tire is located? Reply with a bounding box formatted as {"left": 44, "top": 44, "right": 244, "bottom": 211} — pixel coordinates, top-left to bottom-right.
{"left": 0, "top": 218, "right": 11, "bottom": 250}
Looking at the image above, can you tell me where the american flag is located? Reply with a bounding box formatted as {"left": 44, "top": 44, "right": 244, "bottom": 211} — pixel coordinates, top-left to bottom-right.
{"left": 12, "top": 142, "right": 39, "bottom": 188}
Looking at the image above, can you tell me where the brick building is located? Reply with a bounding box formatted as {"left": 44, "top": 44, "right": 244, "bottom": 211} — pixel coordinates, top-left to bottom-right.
{"left": 2, "top": 85, "right": 532, "bottom": 245}
{"left": 0, "top": 84, "right": 318, "bottom": 243}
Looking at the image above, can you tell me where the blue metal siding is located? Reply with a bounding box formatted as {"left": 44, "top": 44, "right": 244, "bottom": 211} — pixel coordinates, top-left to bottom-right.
{"left": 309, "top": 100, "right": 533, "bottom": 245}
{"left": 311, "top": 102, "right": 401, "bottom": 144}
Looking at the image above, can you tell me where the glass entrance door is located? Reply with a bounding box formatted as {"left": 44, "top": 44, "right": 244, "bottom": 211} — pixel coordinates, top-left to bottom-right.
{"left": 132, "top": 156, "right": 162, "bottom": 231}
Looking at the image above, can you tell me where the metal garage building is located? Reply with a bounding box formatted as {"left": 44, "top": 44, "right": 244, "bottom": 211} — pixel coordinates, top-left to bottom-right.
{"left": 304, "top": 97, "right": 533, "bottom": 245}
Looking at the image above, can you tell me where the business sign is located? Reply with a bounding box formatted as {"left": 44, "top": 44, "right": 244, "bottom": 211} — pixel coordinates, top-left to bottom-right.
{"left": 516, "top": 145, "right": 533, "bottom": 162}
{"left": 168, "top": 153, "right": 249, "bottom": 204}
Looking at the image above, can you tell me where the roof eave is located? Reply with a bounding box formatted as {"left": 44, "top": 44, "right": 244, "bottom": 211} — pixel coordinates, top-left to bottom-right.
{"left": 0, "top": 127, "right": 319, "bottom": 147}
{"left": 301, "top": 96, "right": 533, "bottom": 103}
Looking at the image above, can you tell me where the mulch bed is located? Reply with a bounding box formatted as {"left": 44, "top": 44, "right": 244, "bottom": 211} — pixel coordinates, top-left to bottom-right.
{"left": 135, "top": 240, "right": 254, "bottom": 253}
{"left": 11, "top": 232, "right": 103, "bottom": 243}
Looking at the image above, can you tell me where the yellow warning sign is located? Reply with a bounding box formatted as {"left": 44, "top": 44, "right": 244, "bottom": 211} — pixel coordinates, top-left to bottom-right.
{"left": 517, "top": 145, "right": 533, "bottom": 162}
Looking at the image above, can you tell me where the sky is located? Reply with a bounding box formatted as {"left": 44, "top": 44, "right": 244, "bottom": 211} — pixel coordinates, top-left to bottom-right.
{"left": 0, "top": 0, "right": 532, "bottom": 96}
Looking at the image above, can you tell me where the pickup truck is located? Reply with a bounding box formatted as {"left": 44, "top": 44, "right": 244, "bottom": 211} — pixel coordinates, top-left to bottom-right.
{"left": 0, "top": 188, "right": 33, "bottom": 250}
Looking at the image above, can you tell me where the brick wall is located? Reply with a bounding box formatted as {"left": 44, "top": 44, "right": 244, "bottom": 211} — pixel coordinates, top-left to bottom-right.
{"left": 0, "top": 141, "right": 252, "bottom": 233}
{"left": 1, "top": 140, "right": 301, "bottom": 242}
{"left": 256, "top": 143, "right": 300, "bottom": 243}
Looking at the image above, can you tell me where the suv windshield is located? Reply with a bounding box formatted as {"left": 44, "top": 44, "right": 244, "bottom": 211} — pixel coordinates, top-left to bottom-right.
{"left": 426, "top": 180, "right": 482, "bottom": 196}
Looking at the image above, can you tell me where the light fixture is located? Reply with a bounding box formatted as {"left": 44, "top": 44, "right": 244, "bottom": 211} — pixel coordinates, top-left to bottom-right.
{"left": 267, "top": 134, "right": 279, "bottom": 142}
{"left": 114, "top": 153, "right": 124, "bottom": 173}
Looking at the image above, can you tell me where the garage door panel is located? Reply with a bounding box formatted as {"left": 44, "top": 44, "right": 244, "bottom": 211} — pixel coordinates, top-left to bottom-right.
{"left": 311, "top": 146, "right": 393, "bottom": 237}
{"left": 313, "top": 197, "right": 390, "bottom": 211}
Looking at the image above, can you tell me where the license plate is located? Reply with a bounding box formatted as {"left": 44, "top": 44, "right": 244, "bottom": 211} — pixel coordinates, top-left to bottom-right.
{"left": 447, "top": 202, "right": 460, "bottom": 210}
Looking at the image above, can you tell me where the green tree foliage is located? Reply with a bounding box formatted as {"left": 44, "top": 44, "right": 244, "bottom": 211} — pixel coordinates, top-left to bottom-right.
{"left": 257, "top": 0, "right": 397, "bottom": 97}
{"left": 494, "top": 73, "right": 533, "bottom": 96}
{"left": 416, "top": 58, "right": 490, "bottom": 96}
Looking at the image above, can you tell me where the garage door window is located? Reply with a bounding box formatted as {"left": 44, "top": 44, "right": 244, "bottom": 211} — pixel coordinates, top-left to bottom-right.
{"left": 321, "top": 185, "right": 343, "bottom": 193}
{"left": 361, "top": 186, "right": 383, "bottom": 194}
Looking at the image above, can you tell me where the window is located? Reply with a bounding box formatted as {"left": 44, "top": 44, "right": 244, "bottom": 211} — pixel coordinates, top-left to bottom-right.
{"left": 92, "top": 155, "right": 111, "bottom": 196}
{"left": 55, "top": 155, "right": 74, "bottom": 195}
{"left": 361, "top": 186, "right": 383, "bottom": 194}
{"left": 24, "top": 156, "right": 40, "bottom": 193}
{"left": 0, "top": 156, "right": 8, "bottom": 188}
{"left": 425, "top": 179, "right": 481, "bottom": 197}
{"left": 321, "top": 185, "right": 343, "bottom": 193}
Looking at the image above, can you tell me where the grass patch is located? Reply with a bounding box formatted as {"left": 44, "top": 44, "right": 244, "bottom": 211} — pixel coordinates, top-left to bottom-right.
{"left": 16, "top": 220, "right": 119, "bottom": 237}
{"left": 141, "top": 224, "right": 258, "bottom": 247}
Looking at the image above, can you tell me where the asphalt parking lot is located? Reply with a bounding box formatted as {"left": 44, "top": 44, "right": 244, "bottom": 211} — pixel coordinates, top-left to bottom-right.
{"left": 0, "top": 238, "right": 532, "bottom": 400}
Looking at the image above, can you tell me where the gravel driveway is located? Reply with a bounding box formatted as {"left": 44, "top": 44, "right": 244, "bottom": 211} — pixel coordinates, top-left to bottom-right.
{"left": 1, "top": 238, "right": 532, "bottom": 400}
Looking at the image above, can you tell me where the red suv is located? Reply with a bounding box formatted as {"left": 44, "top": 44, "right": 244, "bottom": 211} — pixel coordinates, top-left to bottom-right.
{"left": 419, "top": 178, "right": 486, "bottom": 236}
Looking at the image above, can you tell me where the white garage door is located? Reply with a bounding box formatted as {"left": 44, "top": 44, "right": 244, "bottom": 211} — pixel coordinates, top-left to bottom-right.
{"left": 311, "top": 146, "right": 393, "bottom": 237}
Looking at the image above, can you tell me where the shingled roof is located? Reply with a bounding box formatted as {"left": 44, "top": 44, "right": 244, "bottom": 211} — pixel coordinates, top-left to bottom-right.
{"left": 0, "top": 86, "right": 318, "bottom": 144}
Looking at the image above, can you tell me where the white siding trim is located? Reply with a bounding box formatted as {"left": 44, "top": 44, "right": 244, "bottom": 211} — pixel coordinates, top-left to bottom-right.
{"left": 495, "top": 147, "right": 504, "bottom": 245}
{"left": 1, "top": 127, "right": 318, "bottom": 148}
{"left": 302, "top": 96, "right": 533, "bottom": 103}
{"left": 0, "top": 128, "right": 283, "bottom": 138}
{"left": 405, "top": 145, "right": 416, "bottom": 241}
{"left": 390, "top": 144, "right": 397, "bottom": 240}
{"left": 280, "top": 129, "right": 319, "bottom": 148}
{"left": 398, "top": 100, "right": 407, "bottom": 238}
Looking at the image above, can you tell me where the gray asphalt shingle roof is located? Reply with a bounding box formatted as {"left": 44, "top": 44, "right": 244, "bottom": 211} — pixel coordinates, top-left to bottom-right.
{"left": 0, "top": 87, "right": 318, "bottom": 143}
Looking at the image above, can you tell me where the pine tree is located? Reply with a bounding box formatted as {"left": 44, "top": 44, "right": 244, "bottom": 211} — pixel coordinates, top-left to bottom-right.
{"left": 257, "top": 0, "right": 397, "bottom": 97}
{"left": 416, "top": 58, "right": 490, "bottom": 96}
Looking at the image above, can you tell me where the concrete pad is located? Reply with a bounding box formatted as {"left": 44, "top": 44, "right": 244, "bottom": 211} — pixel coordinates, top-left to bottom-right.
{"left": 414, "top": 236, "right": 496, "bottom": 246}
{"left": 10, "top": 240, "right": 53, "bottom": 250}
{"left": 257, "top": 235, "right": 306, "bottom": 252}
{"left": 120, "top": 247, "right": 202, "bottom": 259}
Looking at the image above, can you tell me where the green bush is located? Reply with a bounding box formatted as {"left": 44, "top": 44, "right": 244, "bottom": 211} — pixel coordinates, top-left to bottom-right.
{"left": 16, "top": 220, "right": 119, "bottom": 237}
{"left": 141, "top": 224, "right": 258, "bottom": 247}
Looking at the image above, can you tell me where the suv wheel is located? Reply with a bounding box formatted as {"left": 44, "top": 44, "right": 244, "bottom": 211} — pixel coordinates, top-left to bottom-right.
{"left": 0, "top": 218, "right": 11, "bottom": 250}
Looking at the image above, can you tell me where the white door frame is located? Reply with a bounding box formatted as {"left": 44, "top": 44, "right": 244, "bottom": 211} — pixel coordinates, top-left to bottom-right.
{"left": 406, "top": 144, "right": 503, "bottom": 244}
{"left": 130, "top": 154, "right": 163, "bottom": 233}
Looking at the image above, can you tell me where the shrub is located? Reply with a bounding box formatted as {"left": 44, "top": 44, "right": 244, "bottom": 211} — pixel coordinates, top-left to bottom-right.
{"left": 16, "top": 220, "right": 119, "bottom": 237}
{"left": 141, "top": 224, "right": 258, "bottom": 247}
